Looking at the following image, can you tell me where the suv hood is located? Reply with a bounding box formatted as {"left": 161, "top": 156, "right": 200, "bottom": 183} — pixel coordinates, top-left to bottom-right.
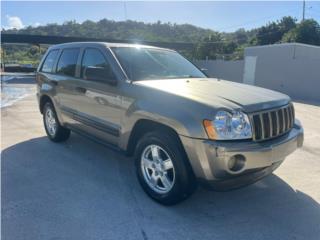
{"left": 134, "top": 78, "right": 290, "bottom": 113}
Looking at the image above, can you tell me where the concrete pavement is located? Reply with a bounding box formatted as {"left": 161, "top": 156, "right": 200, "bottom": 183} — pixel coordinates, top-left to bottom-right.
{"left": 1, "top": 94, "right": 320, "bottom": 240}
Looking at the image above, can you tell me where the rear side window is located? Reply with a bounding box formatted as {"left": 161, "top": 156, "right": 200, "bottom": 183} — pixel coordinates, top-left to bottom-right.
{"left": 81, "top": 48, "right": 115, "bottom": 79}
{"left": 41, "top": 50, "right": 59, "bottom": 73}
{"left": 56, "top": 48, "right": 80, "bottom": 77}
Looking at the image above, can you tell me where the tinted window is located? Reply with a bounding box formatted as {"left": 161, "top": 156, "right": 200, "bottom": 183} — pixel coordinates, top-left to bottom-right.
{"left": 111, "top": 47, "right": 206, "bottom": 81}
{"left": 81, "top": 48, "right": 115, "bottom": 80}
{"left": 41, "top": 50, "right": 59, "bottom": 73}
{"left": 56, "top": 48, "right": 80, "bottom": 77}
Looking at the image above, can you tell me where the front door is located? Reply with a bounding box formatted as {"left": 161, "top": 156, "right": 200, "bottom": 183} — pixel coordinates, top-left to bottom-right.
{"left": 69, "top": 47, "right": 122, "bottom": 146}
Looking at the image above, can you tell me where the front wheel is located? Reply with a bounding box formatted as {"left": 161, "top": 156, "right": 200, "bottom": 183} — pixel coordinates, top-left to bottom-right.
{"left": 135, "top": 131, "right": 196, "bottom": 205}
{"left": 43, "top": 102, "right": 70, "bottom": 142}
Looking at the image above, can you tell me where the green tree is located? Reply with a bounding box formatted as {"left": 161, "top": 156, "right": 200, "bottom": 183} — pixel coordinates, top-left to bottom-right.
{"left": 282, "top": 19, "right": 320, "bottom": 46}
{"left": 254, "top": 16, "right": 296, "bottom": 45}
{"left": 28, "top": 45, "right": 39, "bottom": 56}
{"left": 1, "top": 16, "right": 319, "bottom": 62}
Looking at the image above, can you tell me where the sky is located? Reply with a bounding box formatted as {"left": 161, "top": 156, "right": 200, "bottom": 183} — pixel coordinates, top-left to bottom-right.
{"left": 1, "top": 1, "right": 320, "bottom": 32}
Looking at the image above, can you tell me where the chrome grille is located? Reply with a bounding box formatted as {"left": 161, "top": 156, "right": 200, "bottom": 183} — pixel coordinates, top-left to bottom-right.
{"left": 250, "top": 104, "right": 295, "bottom": 141}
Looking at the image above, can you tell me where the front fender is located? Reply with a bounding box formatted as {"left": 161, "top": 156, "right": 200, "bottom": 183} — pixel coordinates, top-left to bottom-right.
{"left": 119, "top": 98, "right": 208, "bottom": 150}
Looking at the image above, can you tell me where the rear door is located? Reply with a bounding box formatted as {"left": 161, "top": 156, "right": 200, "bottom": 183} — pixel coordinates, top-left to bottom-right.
{"left": 37, "top": 49, "right": 60, "bottom": 100}
{"left": 53, "top": 48, "right": 82, "bottom": 125}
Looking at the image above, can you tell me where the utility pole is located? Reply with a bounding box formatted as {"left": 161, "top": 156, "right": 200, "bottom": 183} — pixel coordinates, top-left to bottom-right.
{"left": 123, "top": 1, "right": 127, "bottom": 21}
{"left": 302, "top": 0, "right": 306, "bottom": 21}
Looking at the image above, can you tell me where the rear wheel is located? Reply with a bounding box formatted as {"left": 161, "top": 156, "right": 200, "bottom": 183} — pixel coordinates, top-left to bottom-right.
{"left": 135, "top": 131, "right": 196, "bottom": 205}
{"left": 43, "top": 102, "right": 70, "bottom": 142}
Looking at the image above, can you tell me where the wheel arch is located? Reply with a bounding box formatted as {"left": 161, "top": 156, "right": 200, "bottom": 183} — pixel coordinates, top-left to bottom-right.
{"left": 39, "top": 94, "right": 53, "bottom": 114}
{"left": 39, "top": 94, "right": 65, "bottom": 127}
{"left": 125, "top": 119, "right": 193, "bottom": 172}
{"left": 126, "top": 119, "right": 185, "bottom": 157}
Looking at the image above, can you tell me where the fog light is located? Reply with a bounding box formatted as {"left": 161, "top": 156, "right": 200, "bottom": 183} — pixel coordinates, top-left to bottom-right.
{"left": 228, "top": 154, "right": 246, "bottom": 172}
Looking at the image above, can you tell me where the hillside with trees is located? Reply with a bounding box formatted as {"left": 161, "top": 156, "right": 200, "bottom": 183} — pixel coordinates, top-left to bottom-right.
{"left": 1, "top": 16, "right": 320, "bottom": 65}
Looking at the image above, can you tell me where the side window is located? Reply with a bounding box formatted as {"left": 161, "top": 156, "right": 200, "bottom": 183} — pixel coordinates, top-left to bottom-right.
{"left": 56, "top": 48, "right": 80, "bottom": 77}
{"left": 81, "top": 48, "right": 115, "bottom": 80}
{"left": 41, "top": 50, "right": 59, "bottom": 73}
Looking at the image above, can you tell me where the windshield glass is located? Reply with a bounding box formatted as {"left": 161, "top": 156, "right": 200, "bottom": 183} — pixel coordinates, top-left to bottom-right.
{"left": 111, "top": 47, "right": 206, "bottom": 81}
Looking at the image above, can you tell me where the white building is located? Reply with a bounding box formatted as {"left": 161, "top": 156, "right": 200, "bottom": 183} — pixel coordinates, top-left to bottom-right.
{"left": 195, "top": 43, "right": 320, "bottom": 103}
{"left": 244, "top": 43, "right": 320, "bottom": 102}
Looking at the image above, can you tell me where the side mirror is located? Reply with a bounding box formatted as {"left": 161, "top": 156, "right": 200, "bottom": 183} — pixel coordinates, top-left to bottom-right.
{"left": 84, "top": 66, "right": 117, "bottom": 86}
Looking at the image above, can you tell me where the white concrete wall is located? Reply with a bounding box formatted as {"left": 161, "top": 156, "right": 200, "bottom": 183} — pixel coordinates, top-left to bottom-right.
{"left": 194, "top": 43, "right": 320, "bottom": 102}
{"left": 245, "top": 43, "right": 320, "bottom": 102}
{"left": 193, "top": 59, "right": 244, "bottom": 83}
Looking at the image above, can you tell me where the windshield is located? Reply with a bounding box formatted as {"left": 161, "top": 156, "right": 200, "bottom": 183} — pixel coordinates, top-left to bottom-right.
{"left": 111, "top": 47, "right": 206, "bottom": 81}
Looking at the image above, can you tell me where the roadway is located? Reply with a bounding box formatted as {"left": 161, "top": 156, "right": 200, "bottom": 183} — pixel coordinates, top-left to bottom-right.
{"left": 1, "top": 88, "right": 320, "bottom": 240}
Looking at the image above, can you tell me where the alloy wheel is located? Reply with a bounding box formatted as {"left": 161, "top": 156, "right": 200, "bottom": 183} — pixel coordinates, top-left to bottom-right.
{"left": 45, "top": 107, "right": 57, "bottom": 136}
{"left": 140, "top": 144, "right": 175, "bottom": 194}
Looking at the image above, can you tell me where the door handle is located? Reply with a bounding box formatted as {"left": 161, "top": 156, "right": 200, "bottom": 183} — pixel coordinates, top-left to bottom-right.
{"left": 75, "top": 87, "right": 87, "bottom": 94}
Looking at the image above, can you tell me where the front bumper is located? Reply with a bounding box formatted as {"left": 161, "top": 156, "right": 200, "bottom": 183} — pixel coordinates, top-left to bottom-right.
{"left": 180, "top": 120, "right": 304, "bottom": 189}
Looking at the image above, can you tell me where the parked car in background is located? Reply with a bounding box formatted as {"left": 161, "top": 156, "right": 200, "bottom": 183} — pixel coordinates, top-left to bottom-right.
{"left": 36, "top": 42, "right": 304, "bottom": 205}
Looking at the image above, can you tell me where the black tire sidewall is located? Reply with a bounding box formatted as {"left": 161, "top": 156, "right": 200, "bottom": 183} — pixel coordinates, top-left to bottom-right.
{"left": 43, "top": 102, "right": 70, "bottom": 142}
{"left": 135, "top": 131, "right": 195, "bottom": 205}
{"left": 43, "top": 102, "right": 58, "bottom": 140}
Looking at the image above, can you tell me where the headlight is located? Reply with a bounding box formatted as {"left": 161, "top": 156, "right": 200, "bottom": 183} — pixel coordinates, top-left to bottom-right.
{"left": 203, "top": 111, "right": 252, "bottom": 140}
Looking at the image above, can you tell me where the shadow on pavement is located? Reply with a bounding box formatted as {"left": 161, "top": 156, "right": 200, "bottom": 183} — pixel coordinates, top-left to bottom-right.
{"left": 2, "top": 134, "right": 320, "bottom": 240}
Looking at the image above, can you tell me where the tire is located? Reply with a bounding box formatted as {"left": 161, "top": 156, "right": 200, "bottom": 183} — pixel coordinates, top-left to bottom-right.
{"left": 43, "top": 102, "right": 70, "bottom": 142}
{"left": 134, "top": 130, "right": 196, "bottom": 205}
